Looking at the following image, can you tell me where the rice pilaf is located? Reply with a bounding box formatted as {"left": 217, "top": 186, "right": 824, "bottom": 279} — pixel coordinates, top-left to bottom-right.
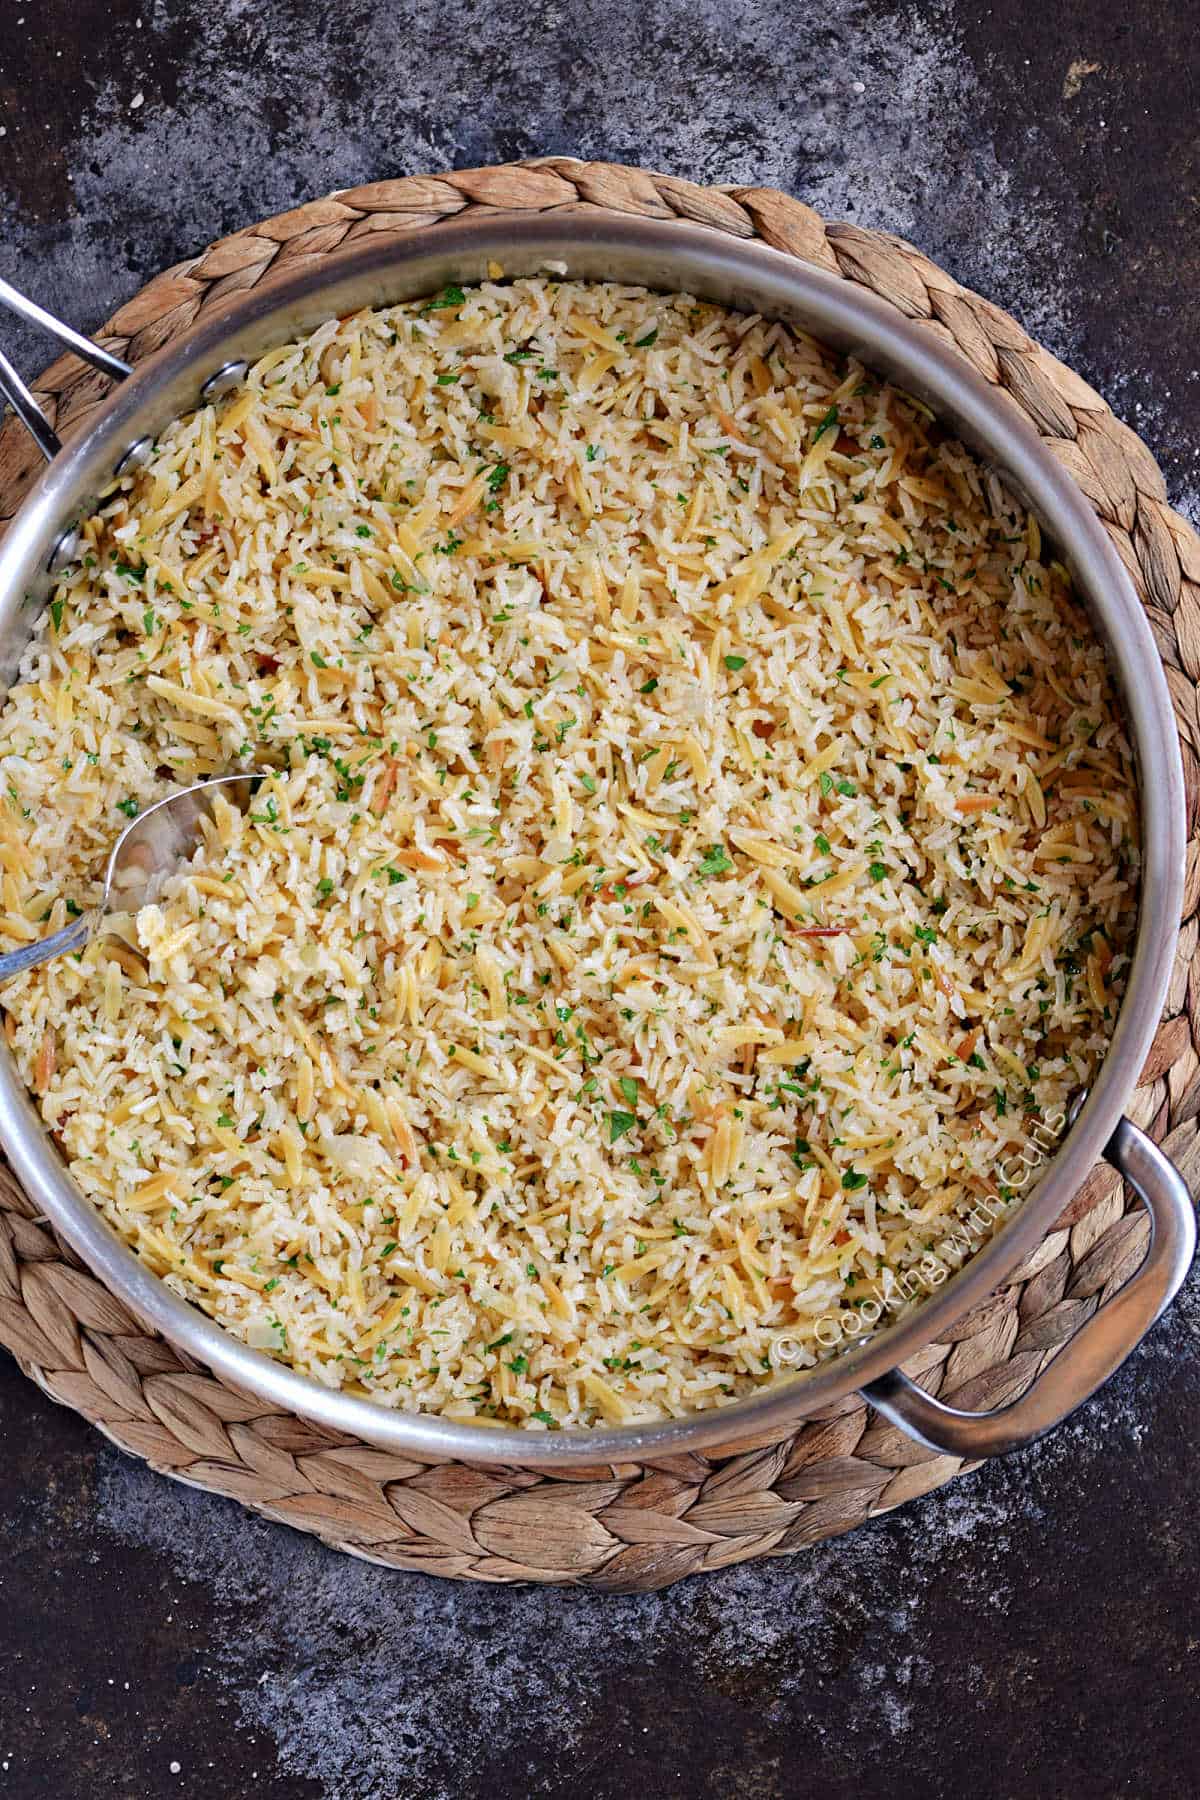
{"left": 0, "top": 279, "right": 1139, "bottom": 1427}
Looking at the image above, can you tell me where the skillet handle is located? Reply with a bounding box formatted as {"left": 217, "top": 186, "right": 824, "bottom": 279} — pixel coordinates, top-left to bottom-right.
{"left": 0, "top": 275, "right": 131, "bottom": 463}
{"left": 859, "top": 1117, "right": 1196, "bottom": 1458}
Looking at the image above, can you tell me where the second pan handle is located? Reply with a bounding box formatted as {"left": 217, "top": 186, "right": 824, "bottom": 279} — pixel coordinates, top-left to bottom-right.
{"left": 0, "top": 274, "right": 131, "bottom": 463}
{"left": 859, "top": 1118, "right": 1196, "bottom": 1458}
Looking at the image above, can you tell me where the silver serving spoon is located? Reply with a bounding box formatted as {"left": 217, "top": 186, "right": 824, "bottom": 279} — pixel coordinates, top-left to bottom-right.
{"left": 0, "top": 773, "right": 261, "bottom": 983}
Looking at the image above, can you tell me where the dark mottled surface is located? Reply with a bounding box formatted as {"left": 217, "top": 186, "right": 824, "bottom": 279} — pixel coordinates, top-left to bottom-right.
{"left": 0, "top": 2, "right": 1197, "bottom": 1796}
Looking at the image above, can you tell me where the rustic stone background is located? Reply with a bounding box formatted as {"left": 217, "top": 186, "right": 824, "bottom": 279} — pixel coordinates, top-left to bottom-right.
{"left": 0, "top": 2, "right": 1196, "bottom": 1796}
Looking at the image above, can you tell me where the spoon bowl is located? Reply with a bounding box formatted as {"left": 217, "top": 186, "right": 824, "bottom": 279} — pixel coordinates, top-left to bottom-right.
{"left": 0, "top": 773, "right": 261, "bottom": 983}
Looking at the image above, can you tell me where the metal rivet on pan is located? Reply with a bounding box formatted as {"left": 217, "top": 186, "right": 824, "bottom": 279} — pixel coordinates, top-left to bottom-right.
{"left": 113, "top": 435, "right": 154, "bottom": 478}
{"left": 46, "top": 527, "right": 80, "bottom": 575}
{"left": 199, "top": 360, "right": 248, "bottom": 402}
{"left": 1067, "top": 1088, "right": 1090, "bottom": 1129}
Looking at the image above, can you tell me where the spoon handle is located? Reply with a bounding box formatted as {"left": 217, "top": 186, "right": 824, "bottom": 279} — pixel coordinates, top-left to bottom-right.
{"left": 0, "top": 913, "right": 92, "bottom": 983}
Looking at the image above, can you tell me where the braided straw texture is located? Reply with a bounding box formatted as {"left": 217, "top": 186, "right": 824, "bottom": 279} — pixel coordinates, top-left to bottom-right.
{"left": 1, "top": 159, "right": 1198, "bottom": 1591}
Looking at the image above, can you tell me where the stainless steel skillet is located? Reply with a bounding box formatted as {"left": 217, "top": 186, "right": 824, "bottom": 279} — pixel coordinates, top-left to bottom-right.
{"left": 0, "top": 212, "right": 1192, "bottom": 1467}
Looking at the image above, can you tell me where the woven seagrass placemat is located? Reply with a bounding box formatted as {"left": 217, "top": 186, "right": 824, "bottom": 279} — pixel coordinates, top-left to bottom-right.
{"left": 1, "top": 159, "right": 1199, "bottom": 1591}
